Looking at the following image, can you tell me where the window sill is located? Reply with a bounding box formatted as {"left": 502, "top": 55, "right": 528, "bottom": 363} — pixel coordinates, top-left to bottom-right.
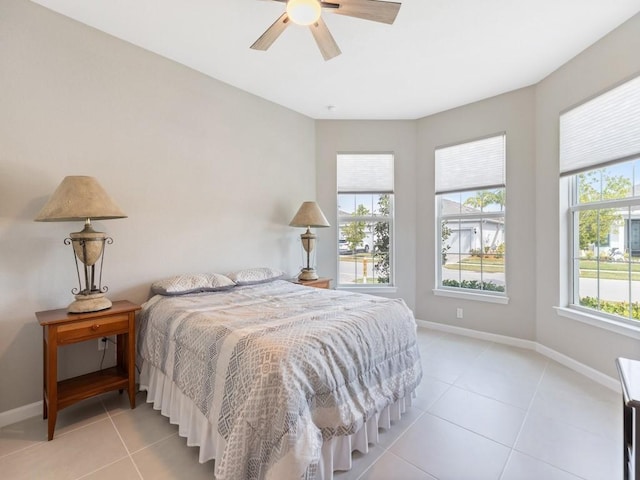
{"left": 337, "top": 285, "right": 397, "bottom": 294}
{"left": 432, "top": 288, "right": 509, "bottom": 304}
{"left": 554, "top": 306, "right": 640, "bottom": 340}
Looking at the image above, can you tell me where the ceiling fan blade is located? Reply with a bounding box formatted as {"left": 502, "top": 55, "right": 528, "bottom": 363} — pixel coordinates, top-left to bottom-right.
{"left": 251, "top": 12, "right": 291, "bottom": 51}
{"left": 309, "top": 17, "right": 341, "bottom": 61}
{"left": 330, "top": 0, "right": 401, "bottom": 25}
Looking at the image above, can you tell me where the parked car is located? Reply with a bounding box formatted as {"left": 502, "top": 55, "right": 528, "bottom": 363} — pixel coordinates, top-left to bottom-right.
{"left": 339, "top": 239, "right": 351, "bottom": 254}
{"left": 339, "top": 238, "right": 372, "bottom": 254}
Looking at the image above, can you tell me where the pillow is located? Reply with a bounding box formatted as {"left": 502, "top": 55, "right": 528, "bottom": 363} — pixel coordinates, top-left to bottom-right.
{"left": 226, "top": 267, "right": 286, "bottom": 286}
{"left": 151, "top": 273, "right": 236, "bottom": 296}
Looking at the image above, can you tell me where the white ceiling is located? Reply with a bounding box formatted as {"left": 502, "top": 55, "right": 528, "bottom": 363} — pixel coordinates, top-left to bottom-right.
{"left": 32, "top": 0, "right": 640, "bottom": 120}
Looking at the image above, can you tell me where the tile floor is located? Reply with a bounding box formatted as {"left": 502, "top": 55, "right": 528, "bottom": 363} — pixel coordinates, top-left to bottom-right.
{"left": 0, "top": 328, "right": 622, "bottom": 479}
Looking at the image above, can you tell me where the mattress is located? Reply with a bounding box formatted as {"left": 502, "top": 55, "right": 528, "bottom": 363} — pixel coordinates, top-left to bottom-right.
{"left": 137, "top": 280, "right": 422, "bottom": 479}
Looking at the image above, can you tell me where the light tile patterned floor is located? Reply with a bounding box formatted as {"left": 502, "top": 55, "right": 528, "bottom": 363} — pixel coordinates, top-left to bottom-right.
{"left": 0, "top": 328, "right": 621, "bottom": 479}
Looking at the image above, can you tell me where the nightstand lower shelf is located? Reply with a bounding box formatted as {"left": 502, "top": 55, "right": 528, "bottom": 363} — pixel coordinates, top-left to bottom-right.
{"left": 55, "top": 367, "right": 128, "bottom": 410}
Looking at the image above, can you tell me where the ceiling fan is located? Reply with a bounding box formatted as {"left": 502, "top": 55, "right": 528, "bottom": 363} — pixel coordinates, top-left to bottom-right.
{"left": 251, "top": 0, "right": 401, "bottom": 61}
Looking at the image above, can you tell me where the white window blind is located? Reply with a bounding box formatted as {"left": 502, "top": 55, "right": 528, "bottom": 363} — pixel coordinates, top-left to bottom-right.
{"left": 560, "top": 74, "right": 640, "bottom": 176}
{"left": 337, "top": 154, "right": 394, "bottom": 193}
{"left": 435, "top": 134, "right": 506, "bottom": 194}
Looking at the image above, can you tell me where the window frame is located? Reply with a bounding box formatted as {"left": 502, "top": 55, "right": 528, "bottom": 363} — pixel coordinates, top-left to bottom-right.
{"left": 435, "top": 191, "right": 507, "bottom": 301}
{"left": 559, "top": 73, "right": 640, "bottom": 328}
{"left": 567, "top": 161, "right": 640, "bottom": 326}
{"left": 336, "top": 153, "right": 395, "bottom": 289}
{"left": 434, "top": 133, "right": 508, "bottom": 302}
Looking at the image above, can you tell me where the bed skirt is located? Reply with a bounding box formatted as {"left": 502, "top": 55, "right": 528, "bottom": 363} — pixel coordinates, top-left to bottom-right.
{"left": 139, "top": 362, "right": 414, "bottom": 479}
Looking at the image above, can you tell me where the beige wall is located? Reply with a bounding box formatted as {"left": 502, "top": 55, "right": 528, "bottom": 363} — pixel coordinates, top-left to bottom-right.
{"left": 535, "top": 13, "right": 640, "bottom": 378}
{"left": 415, "top": 87, "right": 538, "bottom": 340}
{"left": 0, "top": 0, "right": 315, "bottom": 412}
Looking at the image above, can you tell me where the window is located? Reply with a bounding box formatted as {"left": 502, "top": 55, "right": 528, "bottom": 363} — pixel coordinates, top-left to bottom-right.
{"left": 337, "top": 153, "right": 394, "bottom": 287}
{"left": 561, "top": 75, "right": 640, "bottom": 324}
{"left": 435, "top": 134, "right": 507, "bottom": 297}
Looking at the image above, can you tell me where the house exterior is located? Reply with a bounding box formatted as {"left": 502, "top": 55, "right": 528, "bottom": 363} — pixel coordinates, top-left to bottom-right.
{"left": 441, "top": 198, "right": 505, "bottom": 262}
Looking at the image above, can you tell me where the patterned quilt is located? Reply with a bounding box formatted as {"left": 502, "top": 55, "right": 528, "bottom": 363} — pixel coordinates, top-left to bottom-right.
{"left": 137, "top": 280, "right": 422, "bottom": 480}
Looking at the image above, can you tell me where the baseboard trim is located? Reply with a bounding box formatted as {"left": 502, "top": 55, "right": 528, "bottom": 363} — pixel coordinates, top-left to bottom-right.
{"left": 416, "top": 319, "right": 620, "bottom": 393}
{"left": 535, "top": 343, "right": 621, "bottom": 392}
{"left": 416, "top": 319, "right": 537, "bottom": 350}
{"left": 0, "top": 400, "right": 42, "bottom": 429}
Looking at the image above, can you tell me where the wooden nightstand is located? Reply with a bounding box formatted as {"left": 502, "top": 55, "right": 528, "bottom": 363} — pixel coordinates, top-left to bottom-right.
{"left": 290, "top": 277, "right": 332, "bottom": 289}
{"left": 36, "top": 300, "right": 141, "bottom": 440}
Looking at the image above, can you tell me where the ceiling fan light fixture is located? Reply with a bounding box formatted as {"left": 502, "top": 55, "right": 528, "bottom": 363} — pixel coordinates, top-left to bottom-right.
{"left": 252, "top": 0, "right": 401, "bottom": 60}
{"left": 286, "top": 0, "right": 321, "bottom": 26}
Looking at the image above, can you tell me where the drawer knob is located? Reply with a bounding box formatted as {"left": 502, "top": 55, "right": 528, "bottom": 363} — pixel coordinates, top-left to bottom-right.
{"left": 92, "top": 324, "right": 100, "bottom": 330}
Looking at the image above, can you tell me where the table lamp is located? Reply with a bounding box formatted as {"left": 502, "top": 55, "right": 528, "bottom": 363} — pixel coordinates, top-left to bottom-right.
{"left": 35, "top": 176, "right": 127, "bottom": 313}
{"left": 289, "top": 201, "right": 330, "bottom": 281}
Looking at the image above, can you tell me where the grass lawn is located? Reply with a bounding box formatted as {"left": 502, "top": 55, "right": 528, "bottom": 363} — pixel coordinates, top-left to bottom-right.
{"left": 444, "top": 263, "right": 505, "bottom": 273}
{"left": 579, "top": 260, "right": 640, "bottom": 272}
{"left": 442, "top": 257, "right": 640, "bottom": 280}
{"left": 578, "top": 270, "right": 640, "bottom": 281}
{"left": 444, "top": 256, "right": 505, "bottom": 273}
{"left": 345, "top": 254, "right": 640, "bottom": 280}
{"left": 579, "top": 259, "right": 640, "bottom": 280}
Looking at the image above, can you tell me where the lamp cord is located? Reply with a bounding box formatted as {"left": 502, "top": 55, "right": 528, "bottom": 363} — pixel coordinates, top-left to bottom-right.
{"left": 99, "top": 344, "right": 107, "bottom": 371}
{"left": 99, "top": 337, "right": 117, "bottom": 371}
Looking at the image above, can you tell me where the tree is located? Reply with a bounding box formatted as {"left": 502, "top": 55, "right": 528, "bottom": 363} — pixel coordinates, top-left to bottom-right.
{"left": 374, "top": 195, "right": 390, "bottom": 283}
{"left": 343, "top": 204, "right": 369, "bottom": 252}
{"left": 491, "top": 189, "right": 505, "bottom": 211}
{"left": 464, "top": 190, "right": 502, "bottom": 210}
{"left": 463, "top": 188, "right": 505, "bottom": 251}
{"left": 577, "top": 171, "right": 631, "bottom": 250}
{"left": 441, "top": 221, "right": 452, "bottom": 264}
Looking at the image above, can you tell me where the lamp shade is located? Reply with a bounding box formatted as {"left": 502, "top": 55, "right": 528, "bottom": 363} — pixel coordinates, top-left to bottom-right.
{"left": 34, "top": 176, "right": 127, "bottom": 222}
{"left": 289, "top": 201, "right": 330, "bottom": 228}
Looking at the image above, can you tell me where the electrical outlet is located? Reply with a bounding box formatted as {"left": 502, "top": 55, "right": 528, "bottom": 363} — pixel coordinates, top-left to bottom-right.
{"left": 456, "top": 308, "right": 463, "bottom": 319}
{"left": 97, "top": 337, "right": 108, "bottom": 351}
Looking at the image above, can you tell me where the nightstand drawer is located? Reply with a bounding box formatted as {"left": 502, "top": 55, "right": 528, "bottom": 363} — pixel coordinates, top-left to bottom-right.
{"left": 290, "top": 277, "right": 332, "bottom": 289}
{"left": 305, "top": 278, "right": 330, "bottom": 289}
{"left": 57, "top": 313, "right": 130, "bottom": 344}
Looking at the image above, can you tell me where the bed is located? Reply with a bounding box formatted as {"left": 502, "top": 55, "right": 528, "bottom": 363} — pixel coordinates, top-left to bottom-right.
{"left": 136, "top": 273, "right": 422, "bottom": 480}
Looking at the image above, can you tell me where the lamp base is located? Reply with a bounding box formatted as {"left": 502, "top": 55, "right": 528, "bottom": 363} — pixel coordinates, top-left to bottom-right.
{"left": 68, "top": 293, "right": 112, "bottom": 313}
{"left": 298, "top": 268, "right": 319, "bottom": 281}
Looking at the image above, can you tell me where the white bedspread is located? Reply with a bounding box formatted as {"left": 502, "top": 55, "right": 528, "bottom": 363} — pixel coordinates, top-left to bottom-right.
{"left": 137, "top": 280, "right": 422, "bottom": 480}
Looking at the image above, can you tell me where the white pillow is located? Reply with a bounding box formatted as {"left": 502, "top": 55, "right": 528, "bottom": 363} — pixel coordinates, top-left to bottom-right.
{"left": 226, "top": 267, "right": 286, "bottom": 286}
{"left": 151, "top": 273, "right": 236, "bottom": 296}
